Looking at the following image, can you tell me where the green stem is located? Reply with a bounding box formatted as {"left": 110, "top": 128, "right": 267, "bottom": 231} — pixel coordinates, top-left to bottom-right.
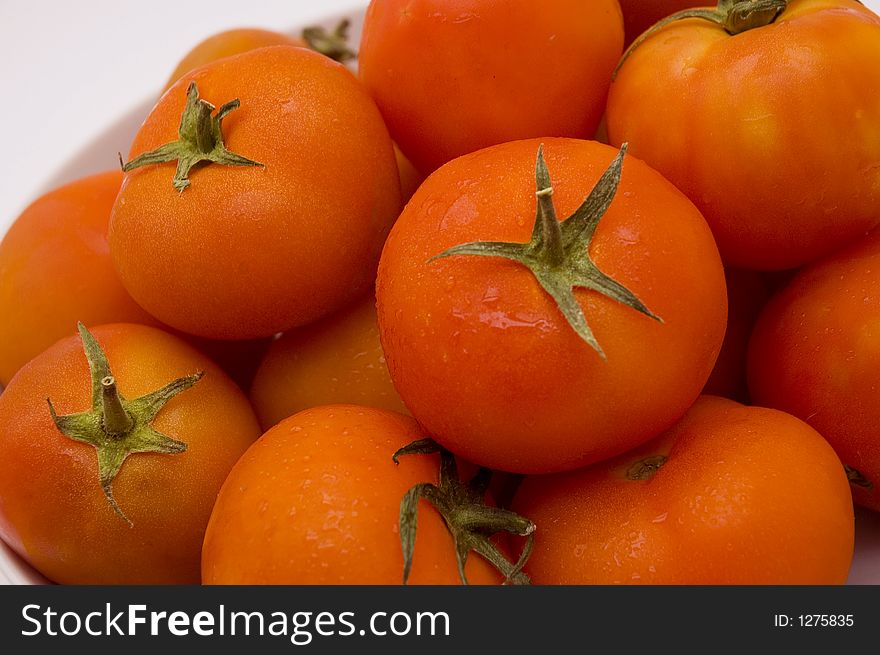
{"left": 100, "top": 376, "right": 133, "bottom": 436}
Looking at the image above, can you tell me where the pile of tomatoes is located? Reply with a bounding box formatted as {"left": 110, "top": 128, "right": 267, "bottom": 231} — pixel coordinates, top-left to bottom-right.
{"left": 1, "top": 0, "right": 879, "bottom": 585}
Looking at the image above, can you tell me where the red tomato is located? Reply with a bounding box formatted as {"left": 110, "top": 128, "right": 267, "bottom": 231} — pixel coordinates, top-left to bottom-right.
{"left": 360, "top": 0, "right": 624, "bottom": 174}
{"left": 0, "top": 323, "right": 260, "bottom": 584}
{"left": 377, "top": 138, "right": 726, "bottom": 473}
{"left": 0, "top": 172, "right": 159, "bottom": 387}
{"left": 513, "top": 396, "right": 854, "bottom": 584}
{"left": 618, "top": 0, "right": 704, "bottom": 45}
{"left": 202, "top": 405, "right": 522, "bottom": 584}
{"left": 110, "top": 46, "right": 401, "bottom": 339}
{"left": 748, "top": 228, "right": 880, "bottom": 511}
{"left": 607, "top": 0, "right": 880, "bottom": 270}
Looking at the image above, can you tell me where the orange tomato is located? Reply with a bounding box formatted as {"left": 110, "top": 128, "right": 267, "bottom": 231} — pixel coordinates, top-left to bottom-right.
{"left": 202, "top": 405, "right": 503, "bottom": 584}
{"left": 163, "top": 28, "right": 303, "bottom": 92}
{"left": 0, "top": 172, "right": 159, "bottom": 387}
{"left": 377, "top": 138, "right": 726, "bottom": 473}
{"left": 513, "top": 396, "right": 854, "bottom": 584}
{"left": 359, "top": 0, "right": 624, "bottom": 174}
{"left": 748, "top": 228, "right": 880, "bottom": 511}
{"left": 0, "top": 323, "right": 260, "bottom": 584}
{"left": 110, "top": 46, "right": 401, "bottom": 340}
{"left": 250, "top": 292, "right": 407, "bottom": 430}
{"left": 607, "top": 0, "right": 880, "bottom": 270}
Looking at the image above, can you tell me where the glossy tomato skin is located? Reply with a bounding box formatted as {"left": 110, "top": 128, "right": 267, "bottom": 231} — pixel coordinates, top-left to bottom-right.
{"left": 0, "top": 324, "right": 261, "bottom": 584}
{"left": 377, "top": 138, "right": 727, "bottom": 474}
{"left": 163, "top": 28, "right": 303, "bottom": 92}
{"left": 513, "top": 396, "right": 854, "bottom": 584}
{"left": 250, "top": 292, "right": 408, "bottom": 431}
{"left": 607, "top": 0, "right": 880, "bottom": 270}
{"left": 0, "top": 172, "right": 159, "bottom": 387}
{"left": 202, "top": 405, "right": 501, "bottom": 584}
{"left": 748, "top": 229, "right": 880, "bottom": 511}
{"left": 110, "top": 46, "right": 402, "bottom": 340}
{"left": 618, "top": 0, "right": 702, "bottom": 45}
{"left": 360, "top": 0, "right": 624, "bottom": 174}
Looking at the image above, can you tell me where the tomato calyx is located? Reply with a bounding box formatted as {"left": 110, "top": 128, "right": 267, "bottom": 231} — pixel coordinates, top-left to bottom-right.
{"left": 302, "top": 19, "right": 357, "bottom": 63}
{"left": 431, "top": 144, "right": 661, "bottom": 359}
{"left": 626, "top": 455, "right": 668, "bottom": 481}
{"left": 46, "top": 323, "right": 203, "bottom": 524}
{"left": 393, "top": 438, "right": 535, "bottom": 585}
{"left": 120, "top": 81, "right": 263, "bottom": 192}
{"left": 845, "top": 464, "right": 875, "bottom": 493}
{"left": 614, "top": 0, "right": 788, "bottom": 79}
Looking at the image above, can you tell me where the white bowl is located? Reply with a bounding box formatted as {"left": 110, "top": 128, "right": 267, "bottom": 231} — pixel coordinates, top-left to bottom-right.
{"left": 2, "top": 0, "right": 880, "bottom": 585}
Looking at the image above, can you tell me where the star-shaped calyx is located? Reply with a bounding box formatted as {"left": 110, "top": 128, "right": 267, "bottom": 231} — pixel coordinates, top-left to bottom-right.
{"left": 47, "top": 323, "right": 203, "bottom": 524}
{"left": 120, "top": 81, "right": 263, "bottom": 192}
{"left": 393, "top": 439, "right": 535, "bottom": 585}
{"left": 432, "top": 143, "right": 661, "bottom": 359}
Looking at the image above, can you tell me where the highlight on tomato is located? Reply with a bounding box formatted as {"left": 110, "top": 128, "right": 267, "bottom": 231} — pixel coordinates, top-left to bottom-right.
{"left": 110, "top": 45, "right": 401, "bottom": 340}
{"left": 0, "top": 323, "right": 261, "bottom": 584}
{"left": 359, "top": 0, "right": 624, "bottom": 174}
{"left": 377, "top": 137, "right": 727, "bottom": 474}
{"left": 512, "top": 396, "right": 855, "bottom": 584}
{"left": 607, "top": 0, "right": 880, "bottom": 270}
{"left": 202, "top": 405, "right": 534, "bottom": 584}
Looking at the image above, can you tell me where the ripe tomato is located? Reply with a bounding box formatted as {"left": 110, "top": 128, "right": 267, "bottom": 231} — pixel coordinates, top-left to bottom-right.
{"left": 163, "top": 28, "right": 304, "bottom": 92}
{"left": 202, "top": 405, "right": 520, "bottom": 584}
{"left": 359, "top": 0, "right": 624, "bottom": 174}
{"left": 250, "top": 292, "right": 407, "bottom": 430}
{"left": 377, "top": 138, "right": 726, "bottom": 474}
{"left": 748, "top": 229, "right": 880, "bottom": 512}
{"left": 618, "top": 0, "right": 703, "bottom": 45}
{"left": 110, "top": 46, "right": 401, "bottom": 340}
{"left": 607, "top": 0, "right": 880, "bottom": 270}
{"left": 512, "top": 396, "right": 854, "bottom": 584}
{"left": 0, "top": 172, "right": 159, "bottom": 387}
{"left": 0, "top": 323, "right": 260, "bottom": 584}
{"left": 702, "top": 268, "right": 771, "bottom": 402}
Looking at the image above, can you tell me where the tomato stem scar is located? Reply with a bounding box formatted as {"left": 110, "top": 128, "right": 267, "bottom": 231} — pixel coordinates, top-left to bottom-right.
{"left": 430, "top": 143, "right": 662, "bottom": 359}
{"left": 393, "top": 438, "right": 536, "bottom": 585}
{"left": 120, "top": 81, "right": 263, "bottom": 192}
{"left": 46, "top": 323, "right": 202, "bottom": 524}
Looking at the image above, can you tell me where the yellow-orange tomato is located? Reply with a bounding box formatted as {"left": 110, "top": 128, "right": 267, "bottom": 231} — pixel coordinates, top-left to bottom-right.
{"left": 360, "top": 0, "right": 624, "bottom": 174}
{"left": 202, "top": 405, "right": 502, "bottom": 584}
{"left": 0, "top": 323, "right": 261, "bottom": 584}
{"left": 748, "top": 229, "right": 880, "bottom": 512}
{"left": 163, "top": 28, "right": 303, "bottom": 92}
{"left": 110, "top": 46, "right": 401, "bottom": 340}
{"left": 608, "top": 0, "right": 880, "bottom": 270}
{"left": 250, "top": 292, "right": 407, "bottom": 430}
{"left": 0, "top": 172, "right": 159, "bottom": 386}
{"left": 513, "top": 396, "right": 854, "bottom": 584}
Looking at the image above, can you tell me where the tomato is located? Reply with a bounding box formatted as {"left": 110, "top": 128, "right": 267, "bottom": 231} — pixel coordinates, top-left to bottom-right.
{"left": 0, "top": 172, "right": 159, "bottom": 387}
{"left": 359, "top": 0, "right": 624, "bottom": 174}
{"left": 163, "top": 28, "right": 304, "bottom": 92}
{"left": 618, "top": 0, "right": 703, "bottom": 45}
{"left": 0, "top": 323, "right": 260, "bottom": 584}
{"left": 748, "top": 229, "right": 880, "bottom": 512}
{"left": 202, "top": 405, "right": 528, "bottom": 584}
{"left": 250, "top": 292, "right": 407, "bottom": 430}
{"left": 110, "top": 46, "right": 401, "bottom": 340}
{"left": 512, "top": 396, "right": 854, "bottom": 584}
{"left": 702, "top": 268, "right": 771, "bottom": 402}
{"left": 607, "top": 0, "right": 880, "bottom": 270}
{"left": 377, "top": 138, "right": 726, "bottom": 474}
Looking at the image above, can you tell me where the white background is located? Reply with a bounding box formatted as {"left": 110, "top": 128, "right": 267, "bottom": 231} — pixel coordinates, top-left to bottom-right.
{"left": 1, "top": 0, "right": 879, "bottom": 584}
